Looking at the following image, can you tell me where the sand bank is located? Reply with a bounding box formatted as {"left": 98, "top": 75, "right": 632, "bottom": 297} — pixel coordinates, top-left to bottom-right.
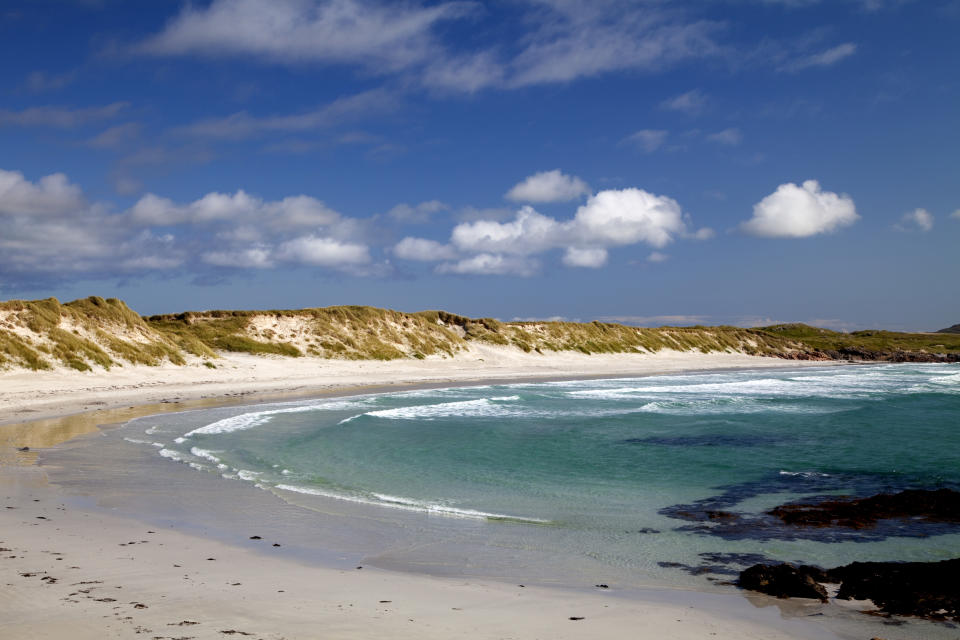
{"left": 1, "top": 350, "right": 847, "bottom": 639}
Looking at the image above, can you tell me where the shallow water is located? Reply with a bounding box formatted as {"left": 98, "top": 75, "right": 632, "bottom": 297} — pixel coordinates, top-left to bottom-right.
{"left": 118, "top": 363, "right": 960, "bottom": 592}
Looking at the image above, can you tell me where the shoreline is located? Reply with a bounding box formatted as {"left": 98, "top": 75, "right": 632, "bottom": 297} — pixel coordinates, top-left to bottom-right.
{"left": 2, "top": 351, "right": 862, "bottom": 639}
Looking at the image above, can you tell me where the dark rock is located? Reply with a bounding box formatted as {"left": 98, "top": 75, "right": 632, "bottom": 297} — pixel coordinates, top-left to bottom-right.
{"left": 738, "top": 563, "right": 829, "bottom": 601}
{"left": 936, "top": 324, "right": 960, "bottom": 334}
{"left": 739, "top": 558, "right": 960, "bottom": 621}
{"left": 769, "top": 489, "right": 960, "bottom": 529}
{"left": 827, "top": 558, "right": 960, "bottom": 620}
{"left": 17, "top": 447, "right": 29, "bottom": 451}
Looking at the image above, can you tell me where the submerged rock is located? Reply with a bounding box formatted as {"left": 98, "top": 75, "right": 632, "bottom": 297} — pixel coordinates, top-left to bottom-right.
{"left": 769, "top": 488, "right": 960, "bottom": 529}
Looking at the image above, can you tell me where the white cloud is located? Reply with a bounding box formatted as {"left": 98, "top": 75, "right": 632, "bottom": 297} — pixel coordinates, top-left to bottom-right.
{"left": 174, "top": 89, "right": 393, "bottom": 140}
{"left": 705, "top": 128, "right": 743, "bottom": 145}
{"left": 647, "top": 251, "right": 669, "bottom": 263}
{"left": 741, "top": 179, "right": 859, "bottom": 238}
{"left": 129, "top": 190, "right": 340, "bottom": 229}
{"left": 136, "top": 1, "right": 726, "bottom": 93}
{"left": 436, "top": 254, "right": 539, "bottom": 276}
{"left": 138, "top": 0, "right": 470, "bottom": 72}
{"left": 505, "top": 170, "right": 591, "bottom": 203}
{"left": 660, "top": 89, "right": 707, "bottom": 115}
{"left": 276, "top": 235, "right": 371, "bottom": 267}
{"left": 24, "top": 70, "right": 77, "bottom": 93}
{"left": 87, "top": 123, "right": 141, "bottom": 149}
{"left": 388, "top": 200, "right": 448, "bottom": 223}
{"left": 452, "top": 206, "right": 563, "bottom": 256}
{"left": 393, "top": 237, "right": 458, "bottom": 261}
{"left": 202, "top": 247, "right": 274, "bottom": 268}
{"left": 895, "top": 208, "right": 934, "bottom": 232}
{"left": 623, "top": 129, "right": 668, "bottom": 153}
{"left": 950, "top": 209, "right": 960, "bottom": 220}
{"left": 597, "top": 314, "right": 708, "bottom": 326}
{"left": 0, "top": 169, "right": 85, "bottom": 215}
{"left": 562, "top": 247, "right": 607, "bottom": 268}
{"left": 407, "top": 187, "right": 692, "bottom": 275}
{"left": 574, "top": 189, "right": 686, "bottom": 248}
{"left": 507, "top": 5, "right": 720, "bottom": 87}
{"left": 688, "top": 227, "right": 716, "bottom": 240}
{"left": 0, "top": 102, "right": 128, "bottom": 128}
{"left": 787, "top": 42, "right": 857, "bottom": 71}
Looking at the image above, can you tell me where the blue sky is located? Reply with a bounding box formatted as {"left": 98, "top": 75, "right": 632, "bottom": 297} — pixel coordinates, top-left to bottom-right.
{"left": 1, "top": 0, "right": 958, "bottom": 330}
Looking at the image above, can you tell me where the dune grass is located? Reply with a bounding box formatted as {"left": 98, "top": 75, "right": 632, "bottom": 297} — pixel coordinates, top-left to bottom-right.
{"left": 2, "top": 296, "right": 955, "bottom": 372}
{"left": 759, "top": 323, "right": 960, "bottom": 354}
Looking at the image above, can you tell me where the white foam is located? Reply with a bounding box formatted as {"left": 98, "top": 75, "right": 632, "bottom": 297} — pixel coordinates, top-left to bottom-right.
{"left": 275, "top": 484, "right": 548, "bottom": 523}
{"left": 180, "top": 398, "right": 371, "bottom": 439}
{"left": 158, "top": 448, "right": 183, "bottom": 462}
{"left": 190, "top": 447, "right": 221, "bottom": 464}
{"left": 779, "top": 470, "right": 831, "bottom": 478}
{"left": 237, "top": 469, "right": 262, "bottom": 481}
{"left": 363, "top": 397, "right": 520, "bottom": 421}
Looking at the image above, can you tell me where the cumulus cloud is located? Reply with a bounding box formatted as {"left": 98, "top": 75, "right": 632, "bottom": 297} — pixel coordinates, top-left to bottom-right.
{"left": 647, "top": 251, "right": 669, "bottom": 263}
{"left": 276, "top": 235, "right": 371, "bottom": 267}
{"left": 0, "top": 167, "right": 381, "bottom": 290}
{"left": 0, "top": 169, "right": 85, "bottom": 215}
{"left": 660, "top": 89, "right": 707, "bottom": 115}
{"left": 623, "top": 129, "right": 668, "bottom": 152}
{"left": 741, "top": 179, "right": 859, "bottom": 238}
{"left": 505, "top": 170, "right": 590, "bottom": 203}
{"left": 895, "top": 208, "right": 934, "bottom": 232}
{"left": 705, "top": 128, "right": 743, "bottom": 145}
{"left": 562, "top": 247, "right": 607, "bottom": 268}
{"left": 952, "top": 210, "right": 960, "bottom": 220}
{"left": 388, "top": 200, "right": 448, "bottom": 223}
{"left": 0, "top": 169, "right": 182, "bottom": 282}
{"left": 404, "top": 187, "right": 695, "bottom": 275}
{"left": 202, "top": 247, "right": 274, "bottom": 268}
{"left": 436, "top": 254, "right": 539, "bottom": 276}
{"left": 392, "top": 237, "right": 458, "bottom": 261}
{"left": 0, "top": 102, "right": 128, "bottom": 128}
{"left": 129, "top": 190, "right": 340, "bottom": 230}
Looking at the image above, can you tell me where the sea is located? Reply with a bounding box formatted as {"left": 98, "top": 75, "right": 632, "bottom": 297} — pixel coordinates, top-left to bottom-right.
{"left": 113, "top": 361, "right": 960, "bottom": 599}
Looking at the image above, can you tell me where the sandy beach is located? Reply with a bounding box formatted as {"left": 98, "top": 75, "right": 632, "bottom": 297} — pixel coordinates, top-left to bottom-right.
{"left": 1, "top": 350, "right": 849, "bottom": 640}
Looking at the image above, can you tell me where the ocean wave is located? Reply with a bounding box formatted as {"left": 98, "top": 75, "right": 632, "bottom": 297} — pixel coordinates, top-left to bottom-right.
{"left": 779, "top": 470, "right": 831, "bottom": 478}
{"left": 189, "top": 447, "right": 221, "bottom": 464}
{"left": 361, "top": 396, "right": 521, "bottom": 421}
{"left": 180, "top": 398, "right": 372, "bottom": 439}
{"left": 274, "top": 483, "right": 548, "bottom": 523}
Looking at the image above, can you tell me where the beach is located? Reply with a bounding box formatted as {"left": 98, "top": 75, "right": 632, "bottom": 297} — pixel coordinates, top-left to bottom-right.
{"left": 0, "top": 350, "right": 924, "bottom": 640}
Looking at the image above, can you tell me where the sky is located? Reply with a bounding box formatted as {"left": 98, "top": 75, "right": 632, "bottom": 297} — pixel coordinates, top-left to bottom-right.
{"left": 1, "top": 0, "right": 958, "bottom": 331}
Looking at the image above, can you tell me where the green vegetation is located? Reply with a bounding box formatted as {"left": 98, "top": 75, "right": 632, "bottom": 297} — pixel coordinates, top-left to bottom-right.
{"left": 0, "top": 297, "right": 189, "bottom": 371}
{"left": 758, "top": 323, "right": 960, "bottom": 354}
{"left": 2, "top": 296, "right": 957, "bottom": 373}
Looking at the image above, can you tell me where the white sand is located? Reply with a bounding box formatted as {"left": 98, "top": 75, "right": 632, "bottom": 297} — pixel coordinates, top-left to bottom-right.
{"left": 0, "top": 349, "right": 842, "bottom": 639}
{"left": 0, "top": 345, "right": 830, "bottom": 426}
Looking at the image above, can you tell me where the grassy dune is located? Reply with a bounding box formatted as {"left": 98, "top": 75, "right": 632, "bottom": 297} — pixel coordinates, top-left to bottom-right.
{"left": 0, "top": 296, "right": 956, "bottom": 372}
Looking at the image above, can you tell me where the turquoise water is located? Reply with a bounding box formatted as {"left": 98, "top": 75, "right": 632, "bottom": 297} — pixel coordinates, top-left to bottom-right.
{"left": 126, "top": 363, "right": 960, "bottom": 584}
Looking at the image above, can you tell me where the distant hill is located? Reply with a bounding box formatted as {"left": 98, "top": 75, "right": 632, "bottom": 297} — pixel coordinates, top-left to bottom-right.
{"left": 937, "top": 324, "right": 960, "bottom": 334}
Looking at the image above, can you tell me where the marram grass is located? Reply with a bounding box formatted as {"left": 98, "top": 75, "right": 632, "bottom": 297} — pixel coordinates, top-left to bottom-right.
{"left": 0, "top": 296, "right": 956, "bottom": 372}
